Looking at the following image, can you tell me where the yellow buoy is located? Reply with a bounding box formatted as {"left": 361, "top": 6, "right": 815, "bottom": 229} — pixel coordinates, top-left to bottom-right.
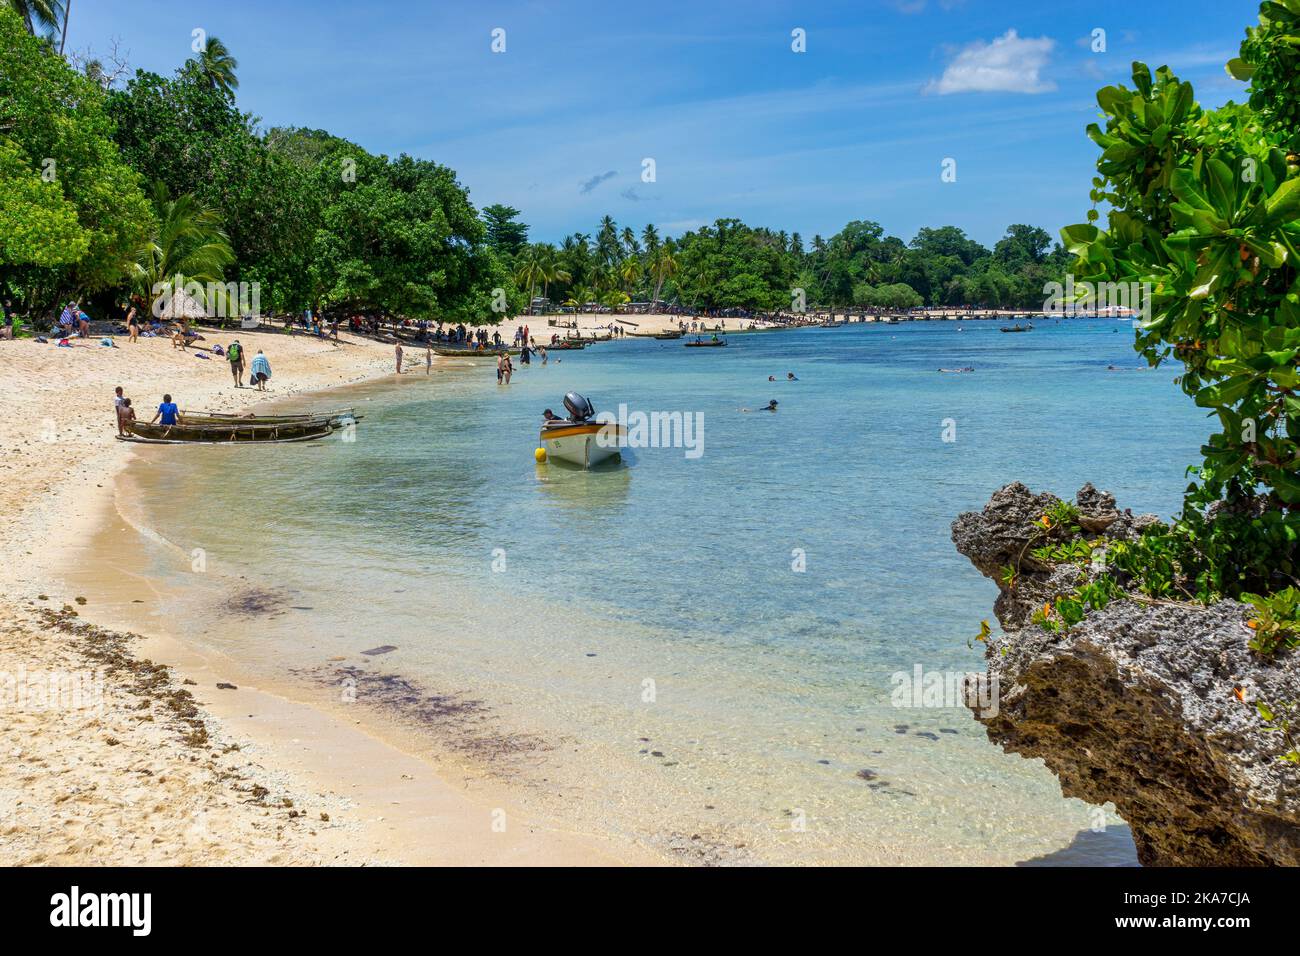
{"left": 534, "top": 447, "right": 547, "bottom": 462}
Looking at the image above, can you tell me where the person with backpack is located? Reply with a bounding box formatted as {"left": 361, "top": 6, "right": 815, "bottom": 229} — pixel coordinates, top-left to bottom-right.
{"left": 227, "top": 339, "right": 244, "bottom": 386}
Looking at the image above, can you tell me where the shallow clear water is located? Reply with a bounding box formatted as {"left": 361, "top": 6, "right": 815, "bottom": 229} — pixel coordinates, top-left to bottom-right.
{"left": 118, "top": 319, "right": 1201, "bottom": 864}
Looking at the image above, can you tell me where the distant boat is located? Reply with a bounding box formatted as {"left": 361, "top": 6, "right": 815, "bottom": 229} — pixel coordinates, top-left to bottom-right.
{"left": 119, "top": 418, "right": 334, "bottom": 444}
{"left": 1000, "top": 324, "right": 1034, "bottom": 333}
{"left": 653, "top": 330, "right": 683, "bottom": 339}
{"left": 684, "top": 336, "right": 726, "bottom": 347}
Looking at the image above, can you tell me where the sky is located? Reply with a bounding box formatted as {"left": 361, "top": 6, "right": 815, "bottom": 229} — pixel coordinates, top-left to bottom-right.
{"left": 67, "top": 1, "right": 1255, "bottom": 248}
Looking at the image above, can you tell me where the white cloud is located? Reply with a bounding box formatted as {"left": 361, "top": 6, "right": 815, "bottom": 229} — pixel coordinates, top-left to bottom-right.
{"left": 926, "top": 29, "right": 1056, "bottom": 95}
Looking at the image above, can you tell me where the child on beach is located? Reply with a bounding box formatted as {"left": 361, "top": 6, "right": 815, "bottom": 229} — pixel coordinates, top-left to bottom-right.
{"left": 118, "top": 398, "right": 135, "bottom": 433}
{"left": 114, "top": 387, "right": 126, "bottom": 435}
{"left": 151, "top": 394, "right": 181, "bottom": 426}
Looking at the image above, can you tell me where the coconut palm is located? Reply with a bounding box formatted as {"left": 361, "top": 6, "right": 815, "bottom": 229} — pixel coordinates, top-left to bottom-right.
{"left": 7, "top": 0, "right": 62, "bottom": 36}
{"left": 514, "top": 246, "right": 545, "bottom": 314}
{"left": 641, "top": 224, "right": 660, "bottom": 255}
{"left": 648, "top": 247, "right": 678, "bottom": 306}
{"left": 618, "top": 256, "right": 642, "bottom": 297}
{"left": 132, "top": 183, "right": 235, "bottom": 324}
{"left": 600, "top": 289, "right": 629, "bottom": 314}
{"left": 563, "top": 284, "right": 593, "bottom": 316}
{"left": 538, "top": 246, "right": 571, "bottom": 307}
{"left": 596, "top": 216, "right": 620, "bottom": 266}
{"left": 194, "top": 34, "right": 239, "bottom": 98}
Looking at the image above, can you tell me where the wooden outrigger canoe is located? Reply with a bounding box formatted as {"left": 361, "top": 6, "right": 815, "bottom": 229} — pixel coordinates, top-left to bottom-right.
{"left": 181, "top": 408, "right": 360, "bottom": 427}
{"left": 118, "top": 419, "right": 334, "bottom": 445}
{"left": 683, "top": 338, "right": 727, "bottom": 347}
{"left": 432, "top": 346, "right": 520, "bottom": 357}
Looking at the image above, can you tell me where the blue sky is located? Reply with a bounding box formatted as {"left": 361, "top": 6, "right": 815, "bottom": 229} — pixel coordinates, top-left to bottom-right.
{"left": 68, "top": 1, "right": 1252, "bottom": 247}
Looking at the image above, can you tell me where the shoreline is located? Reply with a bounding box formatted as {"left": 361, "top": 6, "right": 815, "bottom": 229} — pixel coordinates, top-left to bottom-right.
{"left": 0, "top": 322, "right": 666, "bottom": 865}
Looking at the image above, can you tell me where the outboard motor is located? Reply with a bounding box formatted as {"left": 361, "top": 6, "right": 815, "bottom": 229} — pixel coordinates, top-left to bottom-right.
{"left": 563, "top": 392, "right": 595, "bottom": 422}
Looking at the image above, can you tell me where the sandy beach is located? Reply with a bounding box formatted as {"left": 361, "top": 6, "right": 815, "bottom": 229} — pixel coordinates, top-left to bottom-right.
{"left": 0, "top": 317, "right": 671, "bottom": 866}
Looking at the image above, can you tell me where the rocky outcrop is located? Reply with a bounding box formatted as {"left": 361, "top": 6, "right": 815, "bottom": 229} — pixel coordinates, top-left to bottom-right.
{"left": 953, "top": 482, "right": 1300, "bottom": 866}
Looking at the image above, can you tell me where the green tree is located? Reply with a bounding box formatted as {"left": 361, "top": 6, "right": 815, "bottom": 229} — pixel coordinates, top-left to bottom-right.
{"left": 1055, "top": 1, "right": 1300, "bottom": 602}
{"left": 481, "top": 203, "right": 529, "bottom": 258}
{"left": 6, "top": 0, "right": 61, "bottom": 36}
{"left": 193, "top": 34, "right": 239, "bottom": 98}
{"left": 0, "top": 7, "right": 152, "bottom": 305}
{"left": 131, "top": 182, "right": 235, "bottom": 316}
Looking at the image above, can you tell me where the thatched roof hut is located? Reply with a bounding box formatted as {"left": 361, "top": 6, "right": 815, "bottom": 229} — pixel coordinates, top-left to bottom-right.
{"left": 157, "top": 285, "right": 208, "bottom": 324}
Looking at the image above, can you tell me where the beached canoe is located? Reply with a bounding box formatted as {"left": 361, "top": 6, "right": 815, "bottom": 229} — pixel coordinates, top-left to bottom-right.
{"left": 432, "top": 346, "right": 520, "bottom": 356}
{"left": 182, "top": 408, "right": 360, "bottom": 427}
{"left": 118, "top": 419, "right": 334, "bottom": 444}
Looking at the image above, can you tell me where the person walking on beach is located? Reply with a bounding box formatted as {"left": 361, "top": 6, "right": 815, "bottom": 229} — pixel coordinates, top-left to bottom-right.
{"left": 425, "top": 342, "right": 432, "bottom": 374}
{"left": 395, "top": 340, "right": 403, "bottom": 374}
{"left": 227, "top": 339, "right": 244, "bottom": 387}
{"left": 1, "top": 300, "right": 13, "bottom": 340}
{"left": 151, "top": 394, "right": 182, "bottom": 426}
{"left": 250, "top": 349, "right": 272, "bottom": 391}
{"left": 126, "top": 302, "right": 139, "bottom": 343}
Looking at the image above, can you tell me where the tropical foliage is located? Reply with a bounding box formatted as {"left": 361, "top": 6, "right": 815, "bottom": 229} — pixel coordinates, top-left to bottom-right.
{"left": 1025, "top": 1, "right": 1300, "bottom": 643}
{"left": 0, "top": 4, "right": 1067, "bottom": 324}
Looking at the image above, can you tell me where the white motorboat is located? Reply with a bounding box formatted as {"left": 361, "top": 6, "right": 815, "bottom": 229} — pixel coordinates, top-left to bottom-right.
{"left": 539, "top": 393, "right": 623, "bottom": 468}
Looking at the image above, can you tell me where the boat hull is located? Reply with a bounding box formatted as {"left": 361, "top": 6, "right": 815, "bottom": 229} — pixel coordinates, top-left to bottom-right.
{"left": 540, "top": 423, "right": 623, "bottom": 468}
{"left": 119, "top": 420, "right": 333, "bottom": 444}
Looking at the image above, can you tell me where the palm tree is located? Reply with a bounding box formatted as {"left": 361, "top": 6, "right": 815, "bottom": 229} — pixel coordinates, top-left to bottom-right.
{"left": 514, "top": 246, "right": 545, "bottom": 314}
{"left": 8, "top": 0, "right": 60, "bottom": 35}
{"left": 538, "top": 246, "right": 571, "bottom": 308}
{"left": 648, "top": 247, "right": 678, "bottom": 307}
{"left": 563, "top": 284, "right": 593, "bottom": 316}
{"left": 641, "top": 223, "right": 660, "bottom": 255}
{"left": 133, "top": 182, "right": 235, "bottom": 324}
{"left": 57, "top": 0, "right": 69, "bottom": 53}
{"left": 596, "top": 216, "right": 620, "bottom": 266}
{"left": 618, "top": 256, "right": 642, "bottom": 298}
{"left": 600, "top": 289, "right": 629, "bottom": 314}
{"left": 194, "top": 34, "right": 239, "bottom": 98}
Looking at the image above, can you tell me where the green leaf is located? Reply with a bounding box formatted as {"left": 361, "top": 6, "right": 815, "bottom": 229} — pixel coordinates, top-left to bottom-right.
{"left": 1225, "top": 58, "right": 1255, "bottom": 81}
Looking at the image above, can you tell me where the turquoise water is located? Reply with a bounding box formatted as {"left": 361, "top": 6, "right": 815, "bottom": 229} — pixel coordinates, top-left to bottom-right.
{"left": 120, "top": 319, "right": 1204, "bottom": 864}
